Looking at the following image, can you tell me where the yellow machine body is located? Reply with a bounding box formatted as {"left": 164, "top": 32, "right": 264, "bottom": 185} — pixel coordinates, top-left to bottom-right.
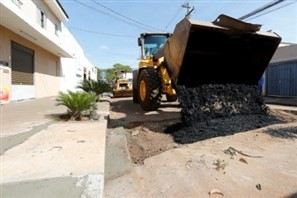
{"left": 133, "top": 14, "right": 281, "bottom": 111}
{"left": 112, "top": 70, "right": 133, "bottom": 98}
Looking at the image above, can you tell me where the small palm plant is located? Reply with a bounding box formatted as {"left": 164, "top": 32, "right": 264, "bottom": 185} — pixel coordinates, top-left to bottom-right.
{"left": 77, "top": 79, "right": 112, "bottom": 97}
{"left": 56, "top": 90, "right": 97, "bottom": 120}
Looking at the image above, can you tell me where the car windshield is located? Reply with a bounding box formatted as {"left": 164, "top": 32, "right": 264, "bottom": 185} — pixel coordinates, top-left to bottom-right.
{"left": 144, "top": 35, "right": 168, "bottom": 57}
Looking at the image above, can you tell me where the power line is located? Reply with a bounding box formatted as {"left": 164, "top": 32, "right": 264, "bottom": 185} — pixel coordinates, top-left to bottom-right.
{"left": 218, "top": 0, "right": 248, "bottom": 16}
{"left": 164, "top": 6, "right": 183, "bottom": 30}
{"left": 69, "top": 26, "right": 136, "bottom": 38}
{"left": 246, "top": 0, "right": 297, "bottom": 21}
{"left": 73, "top": 0, "right": 155, "bottom": 32}
{"left": 239, "top": 0, "right": 286, "bottom": 20}
{"left": 197, "top": 1, "right": 240, "bottom": 21}
{"left": 91, "top": 0, "right": 164, "bottom": 32}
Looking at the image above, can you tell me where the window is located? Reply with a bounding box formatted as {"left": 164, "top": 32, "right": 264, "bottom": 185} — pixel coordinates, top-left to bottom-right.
{"left": 83, "top": 68, "right": 87, "bottom": 79}
{"left": 143, "top": 35, "right": 169, "bottom": 57}
{"left": 40, "top": 10, "right": 45, "bottom": 28}
{"left": 56, "top": 61, "right": 60, "bottom": 77}
{"left": 55, "top": 23, "right": 61, "bottom": 36}
{"left": 37, "top": 8, "right": 46, "bottom": 29}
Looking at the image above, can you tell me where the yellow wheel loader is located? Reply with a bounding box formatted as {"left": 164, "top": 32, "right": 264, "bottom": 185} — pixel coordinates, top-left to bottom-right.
{"left": 112, "top": 70, "right": 133, "bottom": 98}
{"left": 133, "top": 14, "right": 281, "bottom": 111}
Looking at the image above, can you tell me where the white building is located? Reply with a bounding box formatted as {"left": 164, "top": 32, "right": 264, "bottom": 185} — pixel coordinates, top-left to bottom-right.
{"left": 0, "top": 0, "right": 97, "bottom": 103}
{"left": 60, "top": 27, "right": 97, "bottom": 93}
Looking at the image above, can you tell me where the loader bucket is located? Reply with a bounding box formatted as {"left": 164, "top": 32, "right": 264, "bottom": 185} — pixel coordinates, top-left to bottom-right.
{"left": 162, "top": 14, "right": 281, "bottom": 87}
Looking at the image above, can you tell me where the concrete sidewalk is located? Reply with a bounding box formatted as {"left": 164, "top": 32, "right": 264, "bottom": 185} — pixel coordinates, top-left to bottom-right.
{"left": 1, "top": 97, "right": 110, "bottom": 198}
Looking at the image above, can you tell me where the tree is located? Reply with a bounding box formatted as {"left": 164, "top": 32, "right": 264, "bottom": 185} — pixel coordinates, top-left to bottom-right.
{"left": 113, "top": 63, "right": 133, "bottom": 72}
{"left": 97, "top": 68, "right": 103, "bottom": 80}
{"left": 56, "top": 91, "right": 97, "bottom": 120}
{"left": 77, "top": 79, "right": 112, "bottom": 96}
{"left": 104, "top": 63, "right": 133, "bottom": 83}
{"left": 105, "top": 68, "right": 115, "bottom": 83}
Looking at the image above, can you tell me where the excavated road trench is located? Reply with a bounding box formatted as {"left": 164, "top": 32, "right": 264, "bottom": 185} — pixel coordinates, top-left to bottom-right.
{"left": 165, "top": 84, "right": 282, "bottom": 144}
{"left": 107, "top": 88, "right": 296, "bottom": 166}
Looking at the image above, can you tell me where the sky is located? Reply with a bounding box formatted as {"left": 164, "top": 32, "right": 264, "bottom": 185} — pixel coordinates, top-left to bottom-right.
{"left": 59, "top": 0, "right": 297, "bottom": 70}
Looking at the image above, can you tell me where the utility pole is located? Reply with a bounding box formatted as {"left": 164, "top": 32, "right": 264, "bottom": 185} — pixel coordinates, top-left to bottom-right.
{"left": 182, "top": 1, "right": 194, "bottom": 18}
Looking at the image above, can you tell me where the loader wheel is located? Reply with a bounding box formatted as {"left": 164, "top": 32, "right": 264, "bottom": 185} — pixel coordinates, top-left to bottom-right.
{"left": 138, "top": 69, "right": 161, "bottom": 111}
{"left": 166, "top": 94, "right": 178, "bottom": 102}
{"left": 132, "top": 70, "right": 139, "bottom": 103}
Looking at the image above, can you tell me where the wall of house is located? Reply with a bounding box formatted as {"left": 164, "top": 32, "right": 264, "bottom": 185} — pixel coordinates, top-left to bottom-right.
{"left": 0, "top": 65, "right": 11, "bottom": 103}
{"left": 60, "top": 57, "right": 81, "bottom": 92}
{"left": 0, "top": 25, "right": 60, "bottom": 101}
{"left": 19, "top": 0, "right": 61, "bottom": 36}
{"left": 59, "top": 28, "right": 97, "bottom": 93}
{"left": 1, "top": 0, "right": 97, "bottom": 102}
{"left": 60, "top": 54, "right": 98, "bottom": 93}
{"left": 34, "top": 45, "right": 60, "bottom": 98}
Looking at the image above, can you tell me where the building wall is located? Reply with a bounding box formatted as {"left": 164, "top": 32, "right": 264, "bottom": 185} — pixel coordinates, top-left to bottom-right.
{"left": 1, "top": 0, "right": 97, "bottom": 102}
{"left": 34, "top": 45, "right": 60, "bottom": 98}
{"left": 16, "top": 0, "right": 61, "bottom": 37}
{"left": 0, "top": 65, "right": 11, "bottom": 103}
{"left": 60, "top": 55, "right": 98, "bottom": 93}
{"left": 266, "top": 60, "right": 297, "bottom": 96}
{"left": 0, "top": 25, "right": 60, "bottom": 101}
{"left": 270, "top": 44, "right": 297, "bottom": 64}
{"left": 60, "top": 28, "right": 97, "bottom": 93}
{"left": 265, "top": 44, "right": 297, "bottom": 97}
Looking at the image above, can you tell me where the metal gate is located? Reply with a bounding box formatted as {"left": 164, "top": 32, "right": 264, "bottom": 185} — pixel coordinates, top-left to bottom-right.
{"left": 266, "top": 60, "right": 297, "bottom": 96}
{"left": 11, "top": 41, "right": 34, "bottom": 85}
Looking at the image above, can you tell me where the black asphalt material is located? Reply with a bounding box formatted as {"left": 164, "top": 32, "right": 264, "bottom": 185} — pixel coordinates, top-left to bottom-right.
{"left": 266, "top": 127, "right": 297, "bottom": 139}
{"left": 166, "top": 84, "right": 282, "bottom": 144}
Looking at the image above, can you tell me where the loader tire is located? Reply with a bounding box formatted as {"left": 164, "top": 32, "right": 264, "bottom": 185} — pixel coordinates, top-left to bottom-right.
{"left": 138, "top": 68, "right": 161, "bottom": 111}
{"left": 166, "top": 94, "right": 178, "bottom": 102}
{"left": 133, "top": 70, "right": 139, "bottom": 103}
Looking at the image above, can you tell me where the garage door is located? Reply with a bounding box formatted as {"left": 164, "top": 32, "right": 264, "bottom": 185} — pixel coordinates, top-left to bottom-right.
{"left": 266, "top": 61, "right": 297, "bottom": 96}
{"left": 11, "top": 41, "right": 34, "bottom": 85}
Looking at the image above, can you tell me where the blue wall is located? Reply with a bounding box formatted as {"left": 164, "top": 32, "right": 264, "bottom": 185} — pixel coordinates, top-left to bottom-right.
{"left": 266, "top": 60, "right": 297, "bottom": 96}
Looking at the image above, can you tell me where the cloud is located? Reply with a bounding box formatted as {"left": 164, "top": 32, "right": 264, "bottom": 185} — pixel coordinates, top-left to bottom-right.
{"left": 100, "top": 45, "right": 109, "bottom": 50}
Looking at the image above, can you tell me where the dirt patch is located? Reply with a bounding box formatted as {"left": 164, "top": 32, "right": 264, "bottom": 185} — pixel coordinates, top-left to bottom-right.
{"left": 123, "top": 116, "right": 297, "bottom": 165}
{"left": 122, "top": 108, "right": 297, "bottom": 165}
{"left": 124, "top": 120, "right": 180, "bottom": 164}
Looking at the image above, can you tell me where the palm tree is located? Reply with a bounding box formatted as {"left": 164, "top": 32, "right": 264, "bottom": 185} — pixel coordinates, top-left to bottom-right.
{"left": 56, "top": 91, "right": 97, "bottom": 120}
{"left": 77, "top": 79, "right": 112, "bottom": 96}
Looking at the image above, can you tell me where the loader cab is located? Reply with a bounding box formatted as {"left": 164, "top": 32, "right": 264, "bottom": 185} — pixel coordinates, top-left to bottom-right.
{"left": 138, "top": 33, "right": 171, "bottom": 59}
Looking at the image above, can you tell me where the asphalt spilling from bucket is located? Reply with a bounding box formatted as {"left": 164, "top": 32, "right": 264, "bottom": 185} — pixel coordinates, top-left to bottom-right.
{"left": 165, "top": 84, "right": 282, "bottom": 144}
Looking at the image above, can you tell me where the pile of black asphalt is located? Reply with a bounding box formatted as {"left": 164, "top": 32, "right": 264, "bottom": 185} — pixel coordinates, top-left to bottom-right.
{"left": 165, "top": 84, "right": 282, "bottom": 144}
{"left": 265, "top": 126, "right": 297, "bottom": 139}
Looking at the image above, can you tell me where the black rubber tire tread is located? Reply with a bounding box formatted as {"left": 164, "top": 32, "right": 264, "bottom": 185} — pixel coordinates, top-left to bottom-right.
{"left": 138, "top": 68, "right": 162, "bottom": 111}
{"left": 166, "top": 94, "right": 178, "bottom": 102}
{"left": 132, "top": 70, "right": 139, "bottom": 103}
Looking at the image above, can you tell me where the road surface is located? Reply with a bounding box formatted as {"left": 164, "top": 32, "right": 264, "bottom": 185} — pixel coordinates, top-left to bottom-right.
{"left": 104, "top": 96, "right": 297, "bottom": 198}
